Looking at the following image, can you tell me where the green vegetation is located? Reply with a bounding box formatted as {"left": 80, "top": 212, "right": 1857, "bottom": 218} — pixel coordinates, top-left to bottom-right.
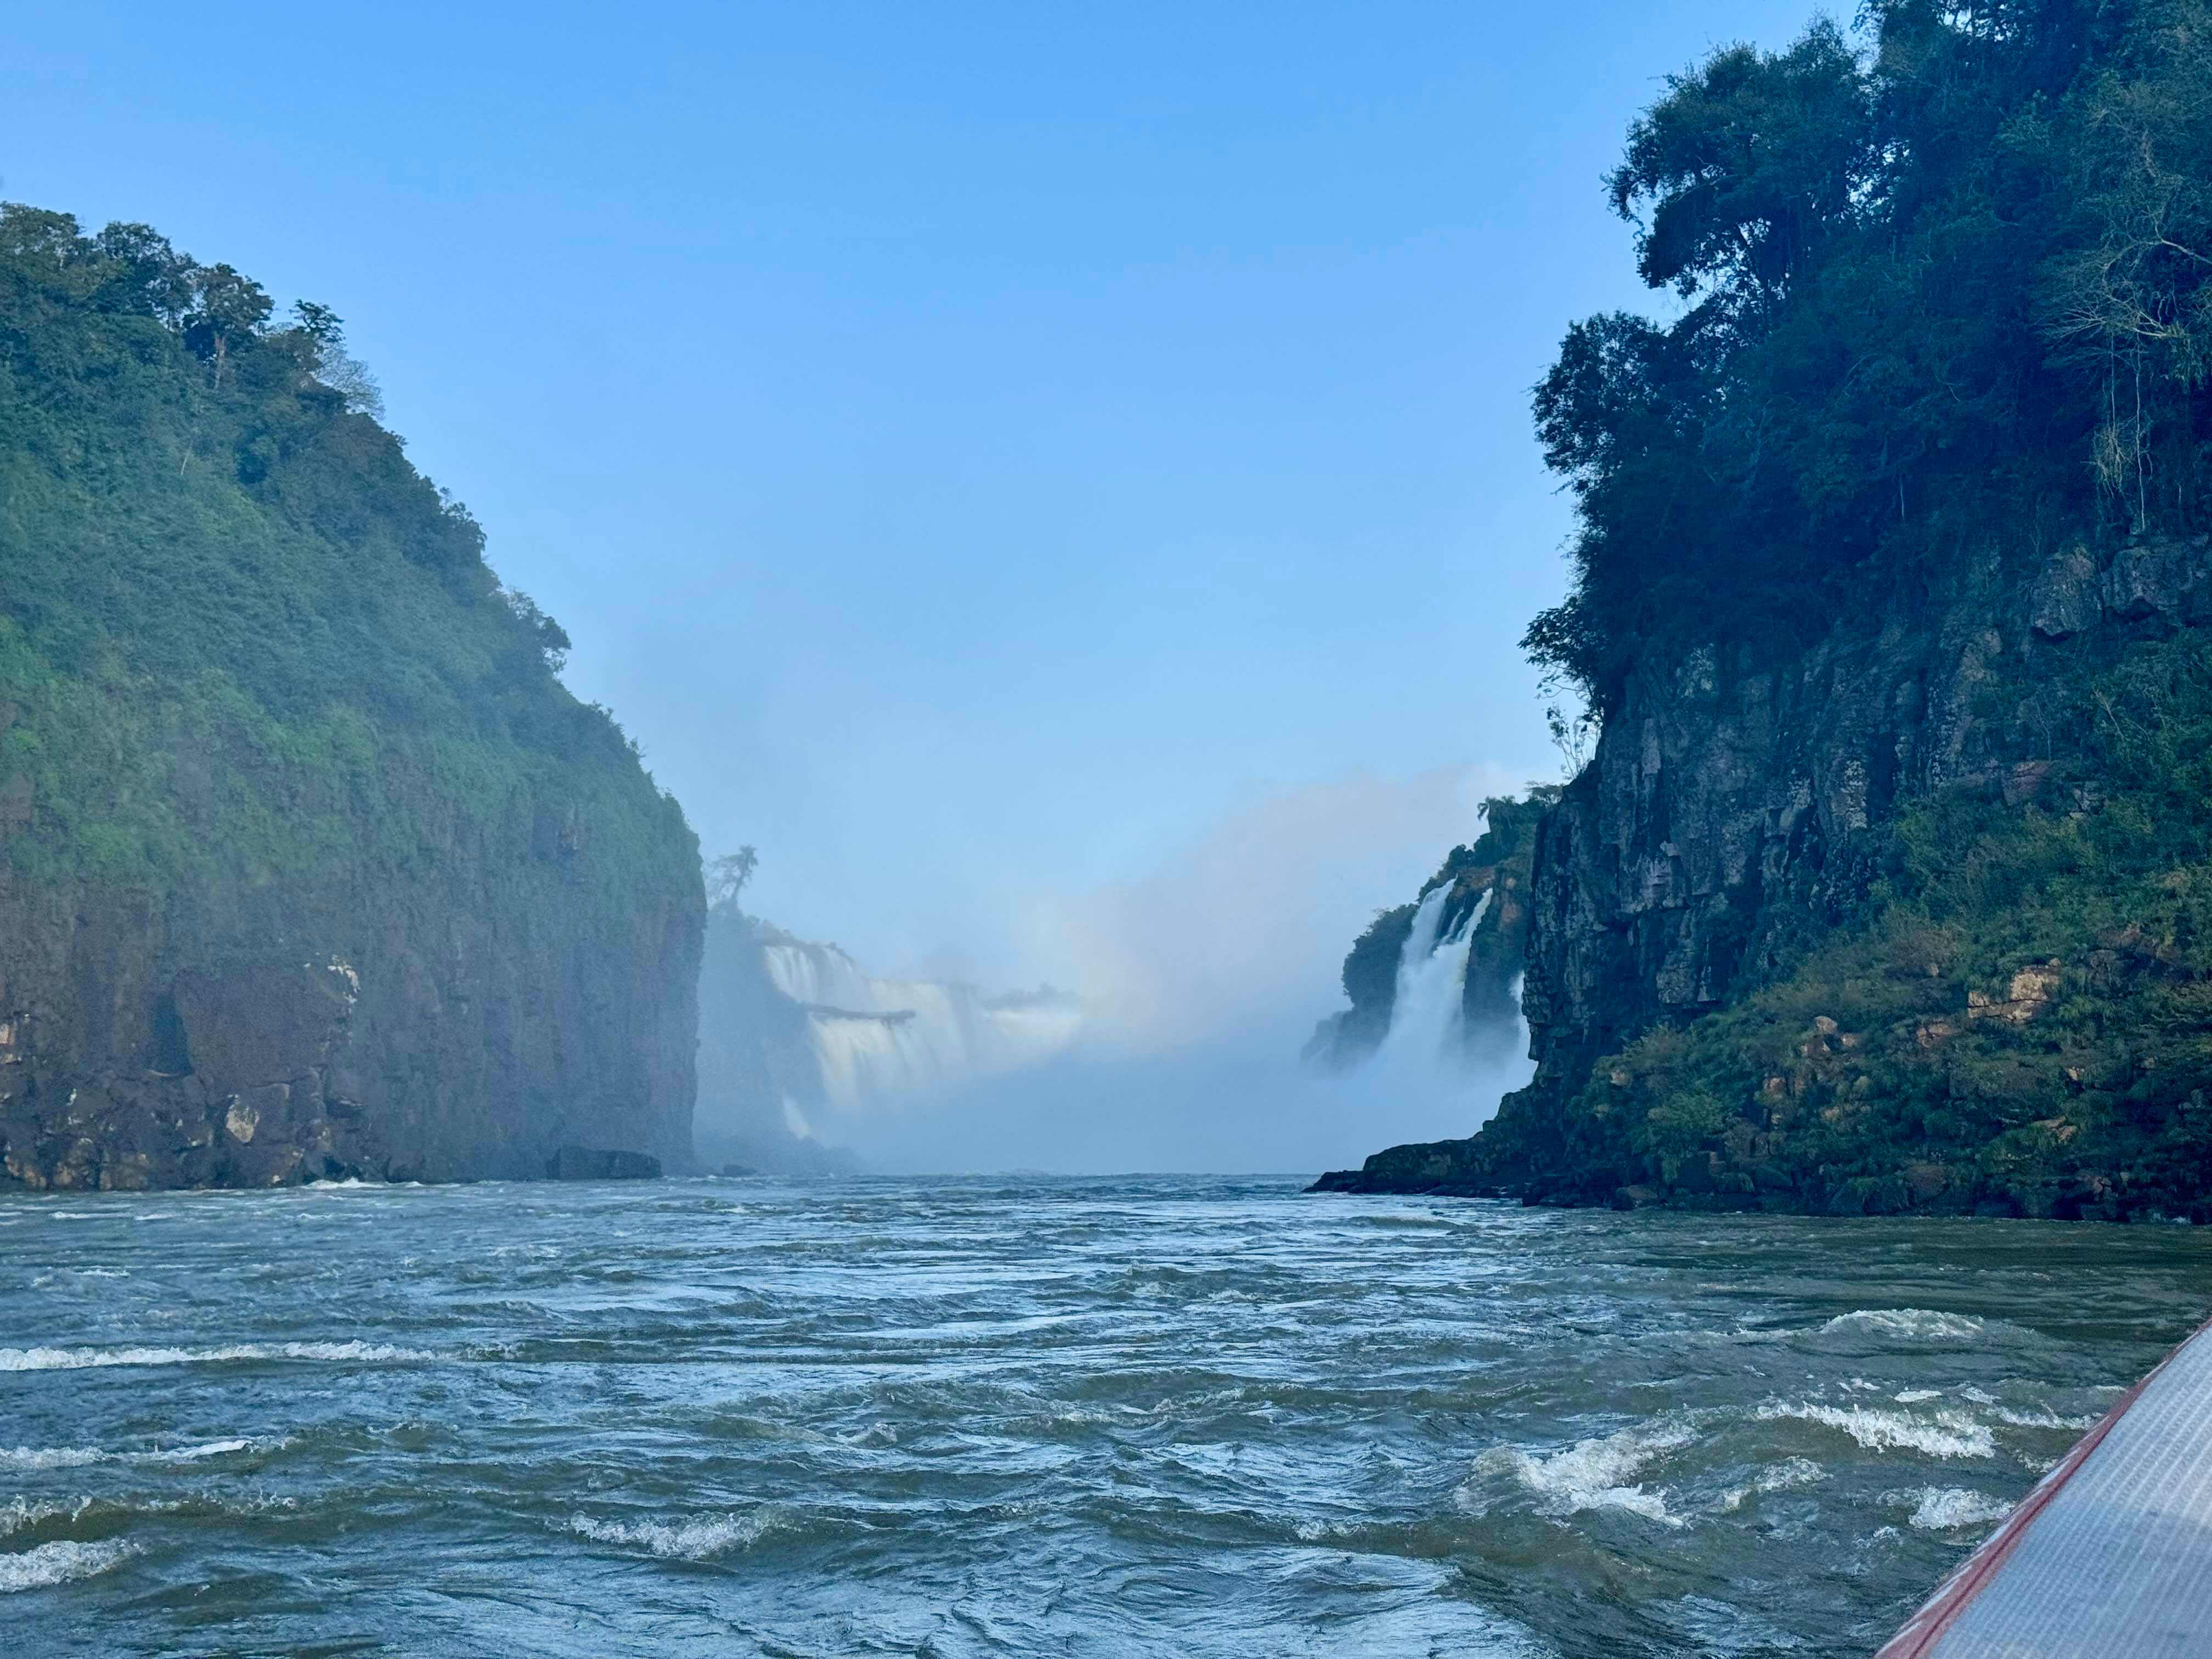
{"left": 1547, "top": 634, "right": 2212, "bottom": 1217}
{"left": 1364, "top": 3, "right": 2212, "bottom": 1219}
{"left": 0, "top": 201, "right": 696, "bottom": 919}
{"left": 1528, "top": 1, "right": 2212, "bottom": 708}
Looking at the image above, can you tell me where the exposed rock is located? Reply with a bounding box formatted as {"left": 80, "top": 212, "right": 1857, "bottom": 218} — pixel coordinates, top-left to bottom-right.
{"left": 2030, "top": 549, "right": 2100, "bottom": 639}
{"left": 546, "top": 1146, "right": 662, "bottom": 1181}
{"left": 1314, "top": 535, "right": 2212, "bottom": 1211}
{"left": 1967, "top": 962, "right": 2063, "bottom": 1024}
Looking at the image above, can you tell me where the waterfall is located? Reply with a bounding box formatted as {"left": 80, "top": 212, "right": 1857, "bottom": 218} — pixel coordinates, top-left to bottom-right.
{"left": 1373, "top": 885, "right": 1491, "bottom": 1069}
{"left": 761, "top": 936, "right": 1082, "bottom": 1113}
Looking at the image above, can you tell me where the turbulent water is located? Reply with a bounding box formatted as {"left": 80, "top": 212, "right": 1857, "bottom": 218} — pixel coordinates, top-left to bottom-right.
{"left": 4, "top": 1177, "right": 2205, "bottom": 1657}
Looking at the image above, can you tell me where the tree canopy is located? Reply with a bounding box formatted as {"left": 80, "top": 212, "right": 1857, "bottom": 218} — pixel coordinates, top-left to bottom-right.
{"left": 1528, "top": 0, "right": 2212, "bottom": 708}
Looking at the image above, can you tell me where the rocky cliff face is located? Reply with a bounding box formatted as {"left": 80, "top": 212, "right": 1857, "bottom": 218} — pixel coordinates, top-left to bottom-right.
{"left": 1520, "top": 537, "right": 2209, "bottom": 1120}
{"left": 0, "top": 203, "right": 702, "bottom": 1190}
{"left": 1318, "top": 534, "right": 2212, "bottom": 1211}
{"left": 0, "top": 802, "right": 701, "bottom": 1190}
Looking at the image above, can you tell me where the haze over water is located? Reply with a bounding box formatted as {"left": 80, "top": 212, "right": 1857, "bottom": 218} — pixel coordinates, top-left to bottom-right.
{"left": 7, "top": 1177, "right": 2204, "bottom": 1655}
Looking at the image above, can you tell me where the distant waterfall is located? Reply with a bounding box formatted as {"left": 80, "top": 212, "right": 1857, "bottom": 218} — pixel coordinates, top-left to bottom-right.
{"left": 1373, "top": 885, "right": 1491, "bottom": 1068}
{"left": 760, "top": 939, "right": 1082, "bottom": 1112}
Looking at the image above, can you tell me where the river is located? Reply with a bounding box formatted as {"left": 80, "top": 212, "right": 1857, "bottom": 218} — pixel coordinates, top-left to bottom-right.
{"left": 3, "top": 1175, "right": 2205, "bottom": 1656}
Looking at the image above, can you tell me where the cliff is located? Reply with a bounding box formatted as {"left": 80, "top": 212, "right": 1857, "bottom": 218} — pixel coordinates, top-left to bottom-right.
{"left": 1319, "top": 538, "right": 2212, "bottom": 1216}
{"left": 0, "top": 205, "right": 703, "bottom": 1190}
{"left": 1318, "top": 6, "right": 2212, "bottom": 1219}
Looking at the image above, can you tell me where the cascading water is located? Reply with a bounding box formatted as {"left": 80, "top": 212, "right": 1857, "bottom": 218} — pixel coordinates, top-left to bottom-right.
{"left": 1372, "top": 885, "right": 1490, "bottom": 1069}
{"left": 760, "top": 938, "right": 1082, "bottom": 1113}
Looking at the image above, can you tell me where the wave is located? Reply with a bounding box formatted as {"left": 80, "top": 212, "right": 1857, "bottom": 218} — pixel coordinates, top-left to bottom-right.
{"left": 1819, "top": 1309, "right": 1985, "bottom": 1342}
{"left": 1903, "top": 1487, "right": 2014, "bottom": 1531}
{"left": 0, "top": 1341, "right": 431, "bottom": 1373}
{"left": 0, "top": 1499, "right": 75, "bottom": 1538}
{"left": 1990, "top": 1404, "right": 2104, "bottom": 1430}
{"left": 1757, "top": 1402, "right": 1995, "bottom": 1458}
{"left": 565, "top": 1509, "right": 785, "bottom": 1560}
{"left": 0, "top": 1539, "right": 138, "bottom": 1593}
{"left": 0, "top": 1437, "right": 276, "bottom": 1469}
{"left": 1465, "top": 1420, "right": 1695, "bottom": 1526}
{"left": 1718, "top": 1455, "right": 1826, "bottom": 1512}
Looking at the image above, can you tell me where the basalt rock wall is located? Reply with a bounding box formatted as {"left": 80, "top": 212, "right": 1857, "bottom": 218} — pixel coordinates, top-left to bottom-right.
{"left": 0, "top": 817, "right": 700, "bottom": 1190}
{"left": 1318, "top": 534, "right": 2212, "bottom": 1205}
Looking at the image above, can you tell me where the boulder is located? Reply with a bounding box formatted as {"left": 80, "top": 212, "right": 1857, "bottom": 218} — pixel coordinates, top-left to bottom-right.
{"left": 546, "top": 1146, "right": 662, "bottom": 1181}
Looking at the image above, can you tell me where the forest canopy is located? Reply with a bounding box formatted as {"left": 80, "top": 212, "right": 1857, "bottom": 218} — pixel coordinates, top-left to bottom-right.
{"left": 1528, "top": 0, "right": 2212, "bottom": 708}
{"left": 0, "top": 200, "right": 688, "bottom": 900}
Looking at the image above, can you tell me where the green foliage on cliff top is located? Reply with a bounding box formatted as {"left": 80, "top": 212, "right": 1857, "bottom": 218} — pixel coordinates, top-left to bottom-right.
{"left": 0, "top": 202, "right": 697, "bottom": 912}
{"left": 1537, "top": 633, "right": 2212, "bottom": 1220}
{"left": 1530, "top": 1, "right": 2212, "bottom": 707}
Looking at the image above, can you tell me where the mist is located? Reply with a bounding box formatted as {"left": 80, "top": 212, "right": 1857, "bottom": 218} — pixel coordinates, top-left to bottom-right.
{"left": 771, "top": 764, "right": 1538, "bottom": 1173}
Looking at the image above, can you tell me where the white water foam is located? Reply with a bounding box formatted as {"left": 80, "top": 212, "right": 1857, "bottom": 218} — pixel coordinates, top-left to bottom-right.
{"left": 565, "top": 1510, "right": 783, "bottom": 1559}
{"left": 1372, "top": 886, "right": 1490, "bottom": 1072}
{"left": 1820, "top": 1310, "right": 1985, "bottom": 1342}
{"left": 1466, "top": 1420, "right": 1695, "bottom": 1526}
{"left": 0, "top": 1341, "right": 430, "bottom": 1373}
{"left": 0, "top": 1437, "right": 274, "bottom": 1470}
{"left": 0, "top": 1538, "right": 138, "bottom": 1593}
{"left": 1904, "top": 1488, "right": 2014, "bottom": 1531}
{"left": 1757, "top": 1402, "right": 1996, "bottom": 1458}
{"left": 1718, "top": 1456, "right": 1825, "bottom": 1512}
{"left": 1991, "top": 1404, "right": 2104, "bottom": 1430}
{"left": 0, "top": 1499, "right": 75, "bottom": 1538}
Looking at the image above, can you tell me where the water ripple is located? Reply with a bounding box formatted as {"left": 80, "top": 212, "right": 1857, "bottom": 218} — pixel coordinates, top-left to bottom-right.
{"left": 2, "top": 1174, "right": 2204, "bottom": 1656}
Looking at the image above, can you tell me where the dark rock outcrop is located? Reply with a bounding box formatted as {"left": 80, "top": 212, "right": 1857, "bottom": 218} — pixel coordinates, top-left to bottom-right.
{"left": 548, "top": 1146, "right": 662, "bottom": 1181}
{"left": 0, "top": 850, "right": 701, "bottom": 1191}
{"left": 1316, "top": 534, "right": 2212, "bottom": 1206}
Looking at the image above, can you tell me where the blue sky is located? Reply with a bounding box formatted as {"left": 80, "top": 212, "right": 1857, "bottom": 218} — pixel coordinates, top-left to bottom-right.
{"left": 7, "top": 1, "right": 1824, "bottom": 1161}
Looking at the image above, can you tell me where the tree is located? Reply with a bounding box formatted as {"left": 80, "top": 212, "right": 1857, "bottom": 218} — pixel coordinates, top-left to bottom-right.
{"left": 183, "top": 264, "right": 271, "bottom": 385}
{"left": 1609, "top": 21, "right": 1874, "bottom": 310}
{"left": 1522, "top": 3, "right": 2212, "bottom": 712}
{"left": 287, "top": 301, "right": 385, "bottom": 416}
{"left": 91, "top": 222, "right": 198, "bottom": 323}
{"left": 707, "top": 848, "right": 759, "bottom": 911}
